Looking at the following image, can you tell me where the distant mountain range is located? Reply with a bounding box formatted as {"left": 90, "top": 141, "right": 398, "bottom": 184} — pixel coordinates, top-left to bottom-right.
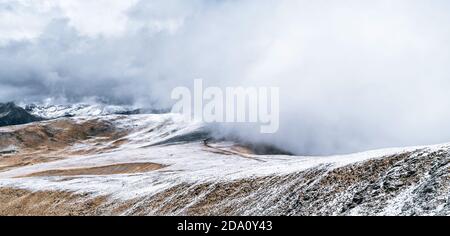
{"left": 0, "top": 102, "right": 42, "bottom": 127}
{"left": 0, "top": 102, "right": 146, "bottom": 127}
{"left": 24, "top": 103, "right": 142, "bottom": 119}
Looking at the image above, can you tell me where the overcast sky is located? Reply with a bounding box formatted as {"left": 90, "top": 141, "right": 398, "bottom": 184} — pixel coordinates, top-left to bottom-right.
{"left": 1, "top": 0, "right": 450, "bottom": 154}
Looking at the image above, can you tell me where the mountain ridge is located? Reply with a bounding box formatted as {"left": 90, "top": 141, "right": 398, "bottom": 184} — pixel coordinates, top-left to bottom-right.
{"left": 0, "top": 113, "right": 448, "bottom": 215}
{"left": 0, "top": 102, "right": 42, "bottom": 127}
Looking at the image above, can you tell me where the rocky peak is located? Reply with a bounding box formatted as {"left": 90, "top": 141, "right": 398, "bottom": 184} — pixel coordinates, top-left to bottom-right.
{"left": 0, "top": 102, "right": 43, "bottom": 127}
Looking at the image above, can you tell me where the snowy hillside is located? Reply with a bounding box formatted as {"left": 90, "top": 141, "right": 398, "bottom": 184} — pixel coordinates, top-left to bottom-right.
{"left": 22, "top": 103, "right": 141, "bottom": 119}
{"left": 0, "top": 113, "right": 448, "bottom": 216}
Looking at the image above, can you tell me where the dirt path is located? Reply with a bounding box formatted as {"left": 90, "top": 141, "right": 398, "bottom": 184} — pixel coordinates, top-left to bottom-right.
{"left": 203, "top": 139, "right": 266, "bottom": 162}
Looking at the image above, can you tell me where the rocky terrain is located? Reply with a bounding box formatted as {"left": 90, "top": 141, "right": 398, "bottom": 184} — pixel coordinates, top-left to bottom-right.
{"left": 0, "top": 102, "right": 42, "bottom": 127}
{"left": 0, "top": 105, "right": 448, "bottom": 216}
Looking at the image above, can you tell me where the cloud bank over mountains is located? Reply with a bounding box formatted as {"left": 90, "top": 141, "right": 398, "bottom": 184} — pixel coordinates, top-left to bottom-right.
{"left": 1, "top": 0, "right": 450, "bottom": 154}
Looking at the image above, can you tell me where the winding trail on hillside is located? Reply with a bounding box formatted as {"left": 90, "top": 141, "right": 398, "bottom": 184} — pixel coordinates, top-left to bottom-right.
{"left": 202, "top": 138, "right": 267, "bottom": 162}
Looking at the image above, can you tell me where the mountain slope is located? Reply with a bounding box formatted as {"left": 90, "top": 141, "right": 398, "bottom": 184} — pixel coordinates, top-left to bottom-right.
{"left": 0, "top": 113, "right": 448, "bottom": 216}
{"left": 0, "top": 102, "right": 42, "bottom": 127}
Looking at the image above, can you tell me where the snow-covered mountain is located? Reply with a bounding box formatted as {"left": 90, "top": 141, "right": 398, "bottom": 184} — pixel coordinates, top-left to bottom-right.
{"left": 22, "top": 103, "right": 141, "bottom": 119}
{"left": 0, "top": 111, "right": 448, "bottom": 216}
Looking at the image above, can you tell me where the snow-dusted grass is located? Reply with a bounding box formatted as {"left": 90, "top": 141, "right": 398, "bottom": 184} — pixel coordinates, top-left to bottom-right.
{"left": 0, "top": 114, "right": 448, "bottom": 203}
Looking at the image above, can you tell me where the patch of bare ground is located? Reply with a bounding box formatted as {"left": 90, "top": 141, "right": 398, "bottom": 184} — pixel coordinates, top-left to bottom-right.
{"left": 19, "top": 162, "right": 167, "bottom": 177}
{"left": 0, "top": 119, "right": 123, "bottom": 150}
{"left": 0, "top": 188, "right": 108, "bottom": 216}
{"left": 0, "top": 118, "right": 129, "bottom": 172}
{"left": 0, "top": 187, "right": 146, "bottom": 216}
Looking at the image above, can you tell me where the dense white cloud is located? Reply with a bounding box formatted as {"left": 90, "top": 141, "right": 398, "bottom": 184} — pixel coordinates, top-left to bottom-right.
{"left": 0, "top": 0, "right": 139, "bottom": 42}
{"left": 1, "top": 0, "right": 450, "bottom": 154}
{"left": 0, "top": 0, "right": 55, "bottom": 43}
{"left": 56, "top": 0, "right": 139, "bottom": 37}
